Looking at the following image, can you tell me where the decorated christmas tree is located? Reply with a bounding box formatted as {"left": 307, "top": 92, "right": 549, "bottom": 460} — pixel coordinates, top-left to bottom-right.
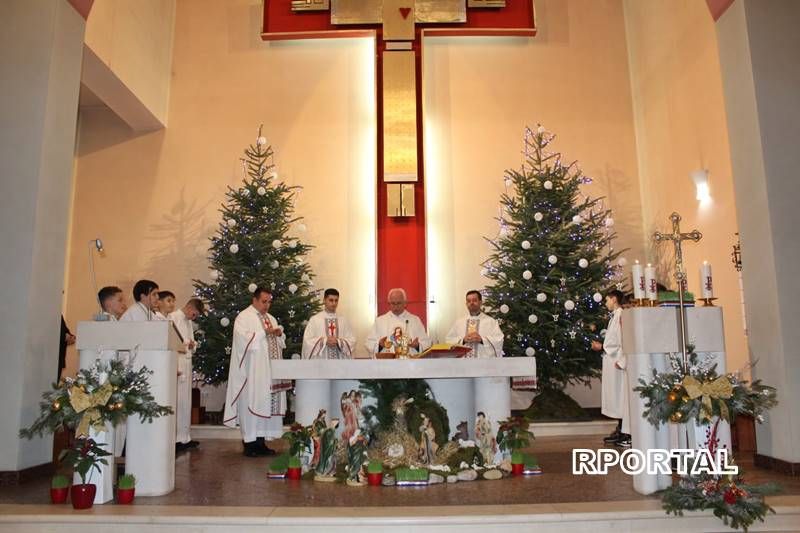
{"left": 482, "top": 126, "right": 624, "bottom": 411}
{"left": 193, "top": 127, "right": 321, "bottom": 385}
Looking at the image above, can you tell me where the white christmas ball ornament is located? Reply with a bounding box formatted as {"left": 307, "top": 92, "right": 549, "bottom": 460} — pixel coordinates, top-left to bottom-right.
{"left": 209, "top": 270, "right": 219, "bottom": 281}
{"left": 241, "top": 188, "right": 250, "bottom": 197}
{"left": 525, "top": 347, "right": 536, "bottom": 357}
{"left": 528, "top": 314, "right": 538, "bottom": 324}
{"left": 578, "top": 258, "right": 589, "bottom": 269}
{"left": 257, "top": 186, "right": 266, "bottom": 196}
{"left": 288, "top": 283, "right": 298, "bottom": 294}
{"left": 536, "top": 293, "right": 547, "bottom": 303}
{"left": 289, "top": 240, "right": 297, "bottom": 249}
{"left": 593, "top": 292, "right": 603, "bottom": 303}
{"left": 618, "top": 257, "right": 628, "bottom": 267}
{"left": 248, "top": 283, "right": 257, "bottom": 293}
{"left": 572, "top": 215, "right": 583, "bottom": 225}
{"left": 220, "top": 317, "right": 230, "bottom": 327}
{"left": 522, "top": 270, "right": 533, "bottom": 280}
{"left": 564, "top": 300, "right": 576, "bottom": 311}
{"left": 270, "top": 260, "right": 279, "bottom": 269}
{"left": 297, "top": 223, "right": 307, "bottom": 232}
{"left": 548, "top": 255, "right": 558, "bottom": 265}
{"left": 272, "top": 239, "right": 282, "bottom": 249}
{"left": 534, "top": 212, "right": 544, "bottom": 222}
{"left": 543, "top": 180, "right": 553, "bottom": 190}
{"left": 499, "top": 304, "right": 510, "bottom": 314}
{"left": 229, "top": 244, "right": 239, "bottom": 254}
{"left": 605, "top": 217, "right": 615, "bottom": 227}
{"left": 521, "top": 240, "right": 531, "bottom": 250}
{"left": 257, "top": 136, "right": 267, "bottom": 146}
{"left": 226, "top": 219, "right": 236, "bottom": 228}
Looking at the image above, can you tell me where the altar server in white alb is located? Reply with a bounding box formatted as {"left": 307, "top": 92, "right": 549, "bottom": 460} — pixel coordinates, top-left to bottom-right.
{"left": 97, "top": 286, "right": 126, "bottom": 321}
{"left": 302, "top": 288, "right": 356, "bottom": 359}
{"left": 224, "top": 287, "right": 290, "bottom": 457}
{"left": 365, "top": 288, "right": 431, "bottom": 356}
{"left": 445, "top": 290, "right": 504, "bottom": 358}
{"left": 592, "top": 289, "right": 631, "bottom": 448}
{"left": 169, "top": 298, "right": 205, "bottom": 452}
{"left": 120, "top": 279, "right": 160, "bottom": 321}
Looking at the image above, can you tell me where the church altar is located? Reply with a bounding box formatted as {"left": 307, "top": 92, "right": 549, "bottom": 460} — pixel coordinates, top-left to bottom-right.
{"left": 622, "top": 306, "right": 731, "bottom": 495}
{"left": 273, "top": 357, "right": 536, "bottom": 435}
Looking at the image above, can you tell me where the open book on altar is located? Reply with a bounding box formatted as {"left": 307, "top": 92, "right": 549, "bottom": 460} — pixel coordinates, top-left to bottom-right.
{"left": 418, "top": 343, "right": 472, "bottom": 358}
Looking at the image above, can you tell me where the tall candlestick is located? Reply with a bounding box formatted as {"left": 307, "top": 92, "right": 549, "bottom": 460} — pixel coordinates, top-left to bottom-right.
{"left": 632, "top": 261, "right": 645, "bottom": 300}
{"left": 645, "top": 264, "right": 657, "bottom": 301}
{"left": 700, "top": 261, "right": 713, "bottom": 299}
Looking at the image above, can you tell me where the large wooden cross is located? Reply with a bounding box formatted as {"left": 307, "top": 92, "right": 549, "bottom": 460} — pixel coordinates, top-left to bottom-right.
{"left": 262, "top": 0, "right": 536, "bottom": 321}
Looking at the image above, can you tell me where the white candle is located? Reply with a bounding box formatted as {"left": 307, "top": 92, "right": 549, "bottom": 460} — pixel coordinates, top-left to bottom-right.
{"left": 645, "top": 264, "right": 658, "bottom": 301}
{"left": 632, "top": 261, "right": 645, "bottom": 299}
{"left": 700, "top": 261, "right": 713, "bottom": 298}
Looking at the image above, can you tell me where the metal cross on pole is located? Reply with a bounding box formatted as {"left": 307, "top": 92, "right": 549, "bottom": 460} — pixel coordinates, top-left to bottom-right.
{"left": 653, "top": 212, "right": 702, "bottom": 371}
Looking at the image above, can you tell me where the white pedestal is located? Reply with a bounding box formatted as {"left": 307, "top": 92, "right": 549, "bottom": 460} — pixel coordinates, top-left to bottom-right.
{"left": 622, "top": 307, "right": 731, "bottom": 495}
{"left": 126, "top": 349, "right": 177, "bottom": 496}
{"left": 76, "top": 321, "right": 181, "bottom": 498}
{"left": 429, "top": 378, "right": 475, "bottom": 438}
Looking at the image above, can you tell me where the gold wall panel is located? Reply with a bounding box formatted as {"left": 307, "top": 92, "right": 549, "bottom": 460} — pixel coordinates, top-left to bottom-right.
{"left": 416, "top": 0, "right": 465, "bottom": 23}
{"left": 383, "top": 0, "right": 415, "bottom": 41}
{"left": 382, "top": 50, "right": 417, "bottom": 182}
{"left": 387, "top": 183, "right": 416, "bottom": 216}
{"left": 291, "top": 0, "right": 330, "bottom": 12}
{"left": 331, "top": 0, "right": 382, "bottom": 24}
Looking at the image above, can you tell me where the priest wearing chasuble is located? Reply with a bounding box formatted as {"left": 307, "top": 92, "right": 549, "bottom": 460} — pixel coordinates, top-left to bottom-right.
{"left": 445, "top": 290, "right": 504, "bottom": 358}
{"left": 365, "top": 288, "right": 431, "bottom": 357}
{"left": 224, "top": 287, "right": 289, "bottom": 457}
{"left": 302, "top": 288, "right": 356, "bottom": 359}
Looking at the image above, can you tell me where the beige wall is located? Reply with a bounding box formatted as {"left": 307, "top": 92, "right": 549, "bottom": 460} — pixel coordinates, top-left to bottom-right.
{"left": 64, "top": 0, "right": 377, "bottom": 374}
{"left": 624, "top": 0, "right": 747, "bottom": 374}
{"left": 84, "top": 0, "right": 176, "bottom": 127}
{"left": 424, "top": 0, "right": 645, "bottom": 343}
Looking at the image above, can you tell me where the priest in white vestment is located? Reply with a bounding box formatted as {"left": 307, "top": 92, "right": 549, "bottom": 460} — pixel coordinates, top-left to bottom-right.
{"left": 302, "top": 288, "right": 356, "bottom": 359}
{"left": 445, "top": 290, "right": 504, "bottom": 358}
{"left": 120, "top": 280, "right": 160, "bottom": 322}
{"left": 169, "top": 298, "right": 205, "bottom": 451}
{"left": 592, "top": 289, "right": 630, "bottom": 447}
{"left": 365, "top": 288, "right": 431, "bottom": 356}
{"left": 224, "top": 287, "right": 288, "bottom": 457}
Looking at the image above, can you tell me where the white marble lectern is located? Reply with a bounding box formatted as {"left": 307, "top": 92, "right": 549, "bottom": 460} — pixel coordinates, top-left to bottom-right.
{"left": 622, "top": 307, "right": 731, "bottom": 495}
{"left": 76, "top": 321, "right": 180, "bottom": 499}
{"left": 275, "top": 357, "right": 536, "bottom": 436}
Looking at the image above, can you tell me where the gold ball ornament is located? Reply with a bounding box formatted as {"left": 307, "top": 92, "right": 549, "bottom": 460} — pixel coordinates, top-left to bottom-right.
{"left": 114, "top": 402, "right": 124, "bottom": 410}
{"left": 667, "top": 391, "right": 679, "bottom": 403}
{"left": 52, "top": 400, "right": 61, "bottom": 411}
{"left": 670, "top": 412, "right": 684, "bottom": 422}
{"left": 681, "top": 395, "right": 690, "bottom": 404}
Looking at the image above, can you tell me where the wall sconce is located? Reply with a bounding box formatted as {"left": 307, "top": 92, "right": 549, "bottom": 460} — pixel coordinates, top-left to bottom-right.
{"left": 691, "top": 169, "right": 711, "bottom": 203}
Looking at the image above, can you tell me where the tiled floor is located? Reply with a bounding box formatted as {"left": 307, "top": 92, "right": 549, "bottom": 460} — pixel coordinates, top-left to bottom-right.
{"left": 2, "top": 435, "right": 798, "bottom": 507}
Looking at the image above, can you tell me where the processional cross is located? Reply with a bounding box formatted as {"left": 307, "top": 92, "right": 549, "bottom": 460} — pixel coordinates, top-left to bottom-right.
{"left": 653, "top": 212, "right": 702, "bottom": 370}
{"left": 262, "top": 1, "right": 536, "bottom": 320}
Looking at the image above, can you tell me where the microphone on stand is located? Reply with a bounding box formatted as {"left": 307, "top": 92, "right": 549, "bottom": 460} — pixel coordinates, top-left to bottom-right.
{"left": 89, "top": 238, "right": 106, "bottom": 320}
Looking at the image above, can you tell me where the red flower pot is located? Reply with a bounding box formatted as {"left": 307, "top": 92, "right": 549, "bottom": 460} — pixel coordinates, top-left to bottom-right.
{"left": 71, "top": 484, "right": 96, "bottom": 509}
{"left": 117, "top": 487, "right": 135, "bottom": 504}
{"left": 286, "top": 467, "right": 302, "bottom": 480}
{"left": 50, "top": 487, "right": 69, "bottom": 504}
{"left": 367, "top": 472, "right": 383, "bottom": 486}
{"left": 511, "top": 463, "right": 524, "bottom": 476}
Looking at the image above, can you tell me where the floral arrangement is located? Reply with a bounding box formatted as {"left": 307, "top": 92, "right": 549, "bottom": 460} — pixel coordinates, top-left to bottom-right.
{"left": 662, "top": 473, "right": 779, "bottom": 531}
{"left": 59, "top": 437, "right": 112, "bottom": 485}
{"left": 281, "top": 422, "right": 312, "bottom": 457}
{"left": 20, "top": 359, "right": 172, "bottom": 439}
{"left": 496, "top": 416, "right": 534, "bottom": 453}
{"left": 634, "top": 350, "right": 777, "bottom": 427}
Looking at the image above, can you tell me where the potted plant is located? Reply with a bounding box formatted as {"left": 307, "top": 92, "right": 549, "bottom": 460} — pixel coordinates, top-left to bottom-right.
{"left": 116, "top": 474, "right": 136, "bottom": 504}
{"left": 267, "top": 453, "right": 289, "bottom": 479}
{"left": 497, "top": 416, "right": 534, "bottom": 477}
{"left": 286, "top": 456, "right": 302, "bottom": 480}
{"left": 366, "top": 459, "right": 384, "bottom": 486}
{"left": 59, "top": 437, "right": 112, "bottom": 509}
{"left": 50, "top": 474, "right": 70, "bottom": 504}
